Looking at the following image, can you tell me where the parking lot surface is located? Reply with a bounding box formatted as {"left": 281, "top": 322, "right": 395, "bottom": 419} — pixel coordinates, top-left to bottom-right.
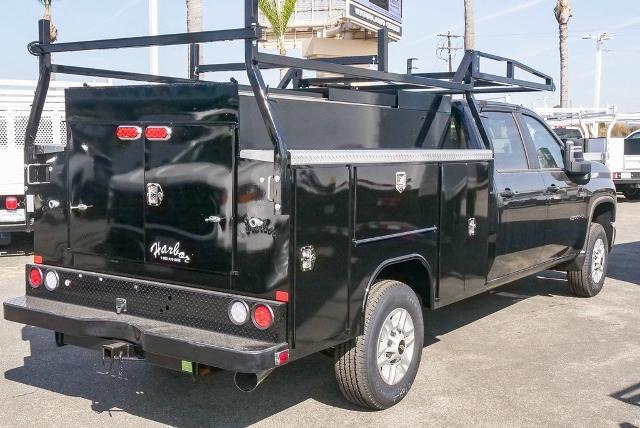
{"left": 1, "top": 202, "right": 638, "bottom": 427}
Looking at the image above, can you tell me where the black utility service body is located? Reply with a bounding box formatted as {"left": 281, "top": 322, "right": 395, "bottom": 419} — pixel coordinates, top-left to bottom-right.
{"left": 4, "top": 1, "right": 616, "bottom": 410}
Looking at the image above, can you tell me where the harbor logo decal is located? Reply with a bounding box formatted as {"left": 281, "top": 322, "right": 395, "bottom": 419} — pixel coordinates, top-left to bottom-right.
{"left": 150, "top": 241, "right": 191, "bottom": 264}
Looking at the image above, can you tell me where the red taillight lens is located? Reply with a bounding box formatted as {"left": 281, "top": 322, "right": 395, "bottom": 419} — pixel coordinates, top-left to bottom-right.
{"left": 116, "top": 126, "right": 142, "bottom": 140}
{"left": 29, "top": 267, "right": 43, "bottom": 288}
{"left": 252, "top": 304, "right": 274, "bottom": 330}
{"left": 5, "top": 197, "right": 18, "bottom": 210}
{"left": 275, "top": 349, "right": 289, "bottom": 366}
{"left": 145, "top": 126, "right": 171, "bottom": 141}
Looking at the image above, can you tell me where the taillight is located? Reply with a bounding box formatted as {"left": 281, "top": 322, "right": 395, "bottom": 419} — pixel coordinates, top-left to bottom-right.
{"left": 29, "top": 267, "right": 43, "bottom": 288}
{"left": 252, "top": 304, "right": 274, "bottom": 330}
{"left": 116, "top": 126, "right": 142, "bottom": 140}
{"left": 145, "top": 126, "right": 172, "bottom": 141}
{"left": 5, "top": 197, "right": 18, "bottom": 210}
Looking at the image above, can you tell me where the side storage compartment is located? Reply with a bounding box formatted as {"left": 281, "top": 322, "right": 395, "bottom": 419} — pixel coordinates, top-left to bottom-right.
{"left": 292, "top": 166, "right": 351, "bottom": 349}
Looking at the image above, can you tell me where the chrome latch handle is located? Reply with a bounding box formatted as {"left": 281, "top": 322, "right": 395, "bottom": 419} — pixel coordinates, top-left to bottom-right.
{"left": 70, "top": 203, "right": 93, "bottom": 212}
{"left": 205, "top": 215, "right": 224, "bottom": 224}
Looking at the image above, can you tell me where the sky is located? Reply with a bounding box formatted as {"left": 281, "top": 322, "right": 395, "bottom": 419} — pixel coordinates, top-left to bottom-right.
{"left": 0, "top": 0, "right": 639, "bottom": 112}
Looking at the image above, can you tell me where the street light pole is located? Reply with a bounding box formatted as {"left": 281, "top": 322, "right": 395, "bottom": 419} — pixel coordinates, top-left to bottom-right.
{"left": 149, "top": 0, "right": 159, "bottom": 75}
{"left": 583, "top": 32, "right": 611, "bottom": 108}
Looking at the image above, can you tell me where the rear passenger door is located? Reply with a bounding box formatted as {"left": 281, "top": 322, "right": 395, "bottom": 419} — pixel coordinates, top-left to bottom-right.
{"left": 519, "top": 113, "right": 588, "bottom": 261}
{"left": 482, "top": 111, "right": 547, "bottom": 281}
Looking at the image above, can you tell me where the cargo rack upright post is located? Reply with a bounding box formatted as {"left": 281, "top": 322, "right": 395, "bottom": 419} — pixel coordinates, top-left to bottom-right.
{"left": 22, "top": 0, "right": 555, "bottom": 225}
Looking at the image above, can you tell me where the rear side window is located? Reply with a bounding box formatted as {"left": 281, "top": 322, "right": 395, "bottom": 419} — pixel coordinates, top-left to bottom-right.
{"left": 441, "top": 107, "right": 469, "bottom": 150}
{"left": 482, "top": 112, "right": 528, "bottom": 170}
{"left": 522, "top": 115, "right": 565, "bottom": 169}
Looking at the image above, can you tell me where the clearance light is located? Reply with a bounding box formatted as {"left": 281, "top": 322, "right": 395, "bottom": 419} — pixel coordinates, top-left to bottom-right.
{"left": 275, "top": 349, "right": 290, "bottom": 366}
{"left": 116, "top": 126, "right": 142, "bottom": 140}
{"left": 228, "top": 300, "right": 249, "bottom": 325}
{"left": 252, "top": 304, "right": 274, "bottom": 330}
{"left": 275, "top": 290, "right": 289, "bottom": 303}
{"left": 33, "top": 255, "right": 43, "bottom": 264}
{"left": 5, "top": 197, "right": 18, "bottom": 210}
{"left": 44, "top": 270, "right": 60, "bottom": 291}
{"left": 29, "top": 267, "right": 43, "bottom": 288}
{"left": 145, "top": 126, "right": 172, "bottom": 141}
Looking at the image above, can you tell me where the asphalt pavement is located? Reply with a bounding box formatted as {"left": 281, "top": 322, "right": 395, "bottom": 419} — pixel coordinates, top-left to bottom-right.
{"left": 0, "top": 201, "right": 638, "bottom": 427}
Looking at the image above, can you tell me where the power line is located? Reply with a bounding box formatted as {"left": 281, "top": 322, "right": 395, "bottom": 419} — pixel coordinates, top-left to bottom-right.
{"left": 436, "top": 31, "right": 463, "bottom": 72}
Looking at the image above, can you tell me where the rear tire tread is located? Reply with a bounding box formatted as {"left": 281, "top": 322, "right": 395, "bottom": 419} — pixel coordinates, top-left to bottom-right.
{"left": 334, "top": 280, "right": 403, "bottom": 409}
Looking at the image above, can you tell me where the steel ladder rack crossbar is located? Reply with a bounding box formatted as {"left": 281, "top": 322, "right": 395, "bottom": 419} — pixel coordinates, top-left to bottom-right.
{"left": 22, "top": 0, "right": 556, "bottom": 218}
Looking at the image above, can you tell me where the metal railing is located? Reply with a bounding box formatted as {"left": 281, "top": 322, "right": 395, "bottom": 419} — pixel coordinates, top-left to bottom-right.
{"left": 23, "top": 0, "right": 556, "bottom": 215}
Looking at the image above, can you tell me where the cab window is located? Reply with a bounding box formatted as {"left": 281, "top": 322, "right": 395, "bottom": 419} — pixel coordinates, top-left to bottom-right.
{"left": 482, "top": 112, "right": 529, "bottom": 171}
{"left": 522, "top": 115, "right": 565, "bottom": 169}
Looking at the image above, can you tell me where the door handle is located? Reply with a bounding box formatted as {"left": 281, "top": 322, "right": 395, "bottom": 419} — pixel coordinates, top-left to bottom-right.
{"left": 205, "top": 215, "right": 224, "bottom": 224}
{"left": 70, "top": 203, "right": 93, "bottom": 212}
{"left": 500, "top": 188, "right": 516, "bottom": 199}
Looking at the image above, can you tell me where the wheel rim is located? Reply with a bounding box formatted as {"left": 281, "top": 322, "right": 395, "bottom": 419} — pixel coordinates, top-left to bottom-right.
{"left": 591, "top": 238, "right": 606, "bottom": 284}
{"left": 377, "top": 308, "right": 415, "bottom": 386}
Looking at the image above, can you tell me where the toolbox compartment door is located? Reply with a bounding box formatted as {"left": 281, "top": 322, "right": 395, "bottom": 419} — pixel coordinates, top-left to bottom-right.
{"left": 143, "top": 124, "right": 235, "bottom": 274}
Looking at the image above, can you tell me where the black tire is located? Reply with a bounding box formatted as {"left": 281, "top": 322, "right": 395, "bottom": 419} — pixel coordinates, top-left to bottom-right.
{"left": 567, "top": 223, "right": 608, "bottom": 297}
{"left": 334, "top": 280, "right": 424, "bottom": 410}
{"left": 0, "top": 232, "right": 11, "bottom": 247}
{"left": 622, "top": 188, "right": 640, "bottom": 201}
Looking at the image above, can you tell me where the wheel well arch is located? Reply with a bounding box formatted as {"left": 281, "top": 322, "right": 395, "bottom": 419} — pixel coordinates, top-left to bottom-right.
{"left": 363, "top": 255, "right": 434, "bottom": 312}
{"left": 590, "top": 198, "right": 616, "bottom": 248}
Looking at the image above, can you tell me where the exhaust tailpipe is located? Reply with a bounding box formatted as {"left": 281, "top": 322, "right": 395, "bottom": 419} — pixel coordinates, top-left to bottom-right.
{"left": 234, "top": 369, "right": 274, "bottom": 392}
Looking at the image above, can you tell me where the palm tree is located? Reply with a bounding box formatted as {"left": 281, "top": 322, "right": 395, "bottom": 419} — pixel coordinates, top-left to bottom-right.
{"left": 37, "top": 0, "right": 58, "bottom": 42}
{"left": 258, "top": 0, "right": 297, "bottom": 57}
{"left": 555, "top": 0, "right": 572, "bottom": 108}
{"left": 464, "top": 0, "right": 474, "bottom": 50}
{"left": 186, "top": 0, "right": 203, "bottom": 72}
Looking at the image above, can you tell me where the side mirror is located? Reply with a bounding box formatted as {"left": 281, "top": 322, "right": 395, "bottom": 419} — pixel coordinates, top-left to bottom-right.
{"left": 564, "top": 140, "right": 592, "bottom": 176}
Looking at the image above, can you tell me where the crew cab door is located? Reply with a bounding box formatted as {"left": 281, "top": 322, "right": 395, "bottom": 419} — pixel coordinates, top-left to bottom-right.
{"left": 518, "top": 113, "right": 587, "bottom": 260}
{"left": 482, "top": 111, "right": 547, "bottom": 281}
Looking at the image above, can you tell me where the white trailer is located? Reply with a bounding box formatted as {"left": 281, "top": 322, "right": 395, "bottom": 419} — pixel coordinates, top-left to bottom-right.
{"left": 0, "top": 80, "right": 81, "bottom": 245}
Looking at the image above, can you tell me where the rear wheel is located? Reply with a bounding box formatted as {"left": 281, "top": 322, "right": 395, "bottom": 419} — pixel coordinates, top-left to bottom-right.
{"left": 0, "top": 232, "right": 11, "bottom": 247}
{"left": 567, "top": 223, "right": 608, "bottom": 297}
{"left": 334, "top": 280, "right": 424, "bottom": 410}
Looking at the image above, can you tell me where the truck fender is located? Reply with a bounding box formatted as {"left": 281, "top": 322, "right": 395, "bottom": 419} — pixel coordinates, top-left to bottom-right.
{"left": 360, "top": 254, "right": 434, "bottom": 313}
{"left": 563, "top": 195, "right": 616, "bottom": 271}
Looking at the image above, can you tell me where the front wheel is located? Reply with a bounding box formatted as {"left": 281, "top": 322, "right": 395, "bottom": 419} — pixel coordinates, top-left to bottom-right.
{"left": 567, "top": 223, "right": 609, "bottom": 297}
{"left": 334, "top": 280, "right": 424, "bottom": 410}
{"left": 622, "top": 187, "right": 640, "bottom": 201}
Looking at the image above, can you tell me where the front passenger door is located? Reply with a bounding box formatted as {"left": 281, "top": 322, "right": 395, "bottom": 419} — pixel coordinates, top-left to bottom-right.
{"left": 483, "top": 111, "right": 548, "bottom": 281}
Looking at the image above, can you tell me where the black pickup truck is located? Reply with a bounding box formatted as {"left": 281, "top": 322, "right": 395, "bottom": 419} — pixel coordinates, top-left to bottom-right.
{"left": 4, "top": 3, "right": 616, "bottom": 410}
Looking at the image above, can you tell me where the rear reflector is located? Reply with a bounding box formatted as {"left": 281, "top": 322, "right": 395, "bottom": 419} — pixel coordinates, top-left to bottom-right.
{"left": 29, "top": 267, "right": 43, "bottom": 288}
{"left": 33, "top": 255, "right": 43, "bottom": 264}
{"left": 252, "top": 304, "right": 274, "bottom": 330}
{"left": 116, "top": 126, "right": 142, "bottom": 140}
{"left": 145, "top": 126, "right": 172, "bottom": 141}
{"left": 5, "top": 197, "right": 18, "bottom": 210}
{"left": 275, "top": 349, "right": 289, "bottom": 366}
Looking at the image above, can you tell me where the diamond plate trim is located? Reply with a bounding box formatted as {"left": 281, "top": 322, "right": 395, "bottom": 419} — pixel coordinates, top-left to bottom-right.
{"left": 240, "top": 149, "right": 493, "bottom": 165}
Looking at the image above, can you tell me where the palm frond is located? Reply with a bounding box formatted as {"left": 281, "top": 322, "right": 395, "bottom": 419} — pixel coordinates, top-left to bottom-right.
{"left": 281, "top": 0, "right": 297, "bottom": 32}
{"left": 259, "top": 0, "right": 280, "bottom": 31}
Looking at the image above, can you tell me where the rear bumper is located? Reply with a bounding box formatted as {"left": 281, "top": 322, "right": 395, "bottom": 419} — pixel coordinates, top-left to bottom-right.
{"left": 0, "top": 223, "right": 28, "bottom": 233}
{"left": 4, "top": 295, "right": 287, "bottom": 373}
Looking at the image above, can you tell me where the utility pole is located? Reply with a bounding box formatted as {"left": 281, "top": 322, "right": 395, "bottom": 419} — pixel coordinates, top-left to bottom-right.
{"left": 583, "top": 32, "right": 612, "bottom": 108}
{"left": 437, "top": 32, "right": 463, "bottom": 72}
{"left": 149, "top": 0, "right": 159, "bottom": 75}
